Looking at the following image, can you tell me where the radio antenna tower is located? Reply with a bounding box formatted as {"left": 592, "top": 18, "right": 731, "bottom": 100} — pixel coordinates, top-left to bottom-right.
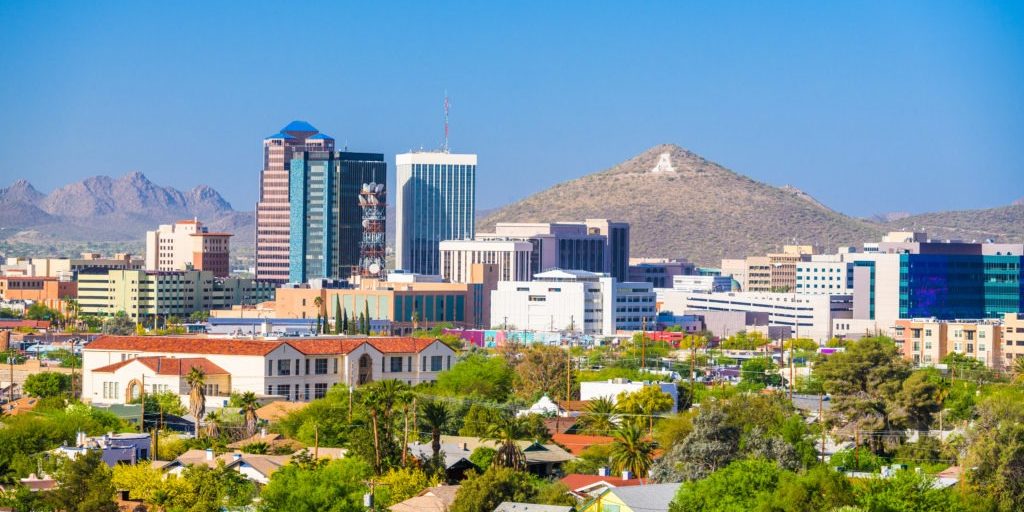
{"left": 443, "top": 92, "right": 450, "bottom": 153}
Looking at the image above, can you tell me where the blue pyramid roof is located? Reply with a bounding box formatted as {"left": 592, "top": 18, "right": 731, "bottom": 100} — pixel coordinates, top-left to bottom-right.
{"left": 264, "top": 132, "right": 296, "bottom": 140}
{"left": 308, "top": 133, "right": 334, "bottom": 140}
{"left": 282, "top": 120, "right": 318, "bottom": 133}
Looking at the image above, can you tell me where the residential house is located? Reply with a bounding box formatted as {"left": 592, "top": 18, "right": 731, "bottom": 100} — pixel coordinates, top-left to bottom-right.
{"left": 438, "top": 436, "right": 574, "bottom": 477}
{"left": 578, "top": 483, "right": 682, "bottom": 512}
{"left": 559, "top": 473, "right": 648, "bottom": 500}
{"left": 389, "top": 485, "right": 461, "bottom": 512}
{"left": 493, "top": 504, "right": 574, "bottom": 512}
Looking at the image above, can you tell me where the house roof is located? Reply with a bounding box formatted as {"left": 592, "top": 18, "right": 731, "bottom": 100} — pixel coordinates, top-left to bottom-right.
{"left": 598, "top": 483, "right": 681, "bottom": 512}
{"left": 255, "top": 400, "right": 308, "bottom": 422}
{"left": 0, "top": 320, "right": 51, "bottom": 329}
{"left": 91, "top": 356, "right": 228, "bottom": 376}
{"left": 2, "top": 396, "right": 39, "bottom": 416}
{"left": 559, "top": 473, "right": 647, "bottom": 492}
{"left": 85, "top": 335, "right": 444, "bottom": 357}
{"left": 226, "top": 432, "right": 305, "bottom": 451}
{"left": 438, "top": 436, "right": 574, "bottom": 464}
{"left": 158, "top": 449, "right": 291, "bottom": 478}
{"left": 552, "top": 434, "right": 614, "bottom": 455}
{"left": 407, "top": 441, "right": 477, "bottom": 470}
{"left": 389, "top": 485, "right": 461, "bottom": 512}
{"left": 494, "top": 503, "right": 573, "bottom": 512}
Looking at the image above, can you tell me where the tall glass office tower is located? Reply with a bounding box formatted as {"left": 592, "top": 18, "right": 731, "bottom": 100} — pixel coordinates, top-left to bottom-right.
{"left": 289, "top": 150, "right": 387, "bottom": 282}
{"left": 395, "top": 152, "right": 477, "bottom": 275}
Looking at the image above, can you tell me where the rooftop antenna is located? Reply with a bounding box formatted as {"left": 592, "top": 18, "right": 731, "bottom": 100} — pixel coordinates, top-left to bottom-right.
{"left": 443, "top": 91, "right": 450, "bottom": 153}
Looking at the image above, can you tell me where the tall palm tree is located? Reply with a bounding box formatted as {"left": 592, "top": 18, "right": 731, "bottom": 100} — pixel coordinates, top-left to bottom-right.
{"left": 236, "top": 391, "right": 261, "bottom": 438}
{"left": 610, "top": 422, "right": 655, "bottom": 478}
{"left": 361, "top": 379, "right": 411, "bottom": 473}
{"left": 1014, "top": 357, "right": 1024, "bottom": 382}
{"left": 576, "top": 396, "right": 619, "bottom": 435}
{"left": 313, "top": 296, "right": 324, "bottom": 333}
{"left": 484, "top": 413, "right": 527, "bottom": 469}
{"left": 419, "top": 400, "right": 451, "bottom": 462}
{"left": 62, "top": 296, "right": 79, "bottom": 332}
{"left": 186, "top": 367, "right": 206, "bottom": 438}
{"left": 204, "top": 410, "right": 221, "bottom": 439}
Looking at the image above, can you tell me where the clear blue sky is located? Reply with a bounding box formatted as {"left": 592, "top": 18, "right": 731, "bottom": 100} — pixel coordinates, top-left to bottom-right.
{"left": 1, "top": 1, "right": 1021, "bottom": 216}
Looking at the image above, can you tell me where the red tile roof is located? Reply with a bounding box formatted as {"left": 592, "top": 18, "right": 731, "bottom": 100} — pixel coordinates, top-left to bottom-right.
{"left": 0, "top": 320, "right": 52, "bottom": 329}
{"left": 86, "top": 335, "right": 445, "bottom": 357}
{"left": 558, "top": 474, "right": 648, "bottom": 492}
{"left": 91, "top": 356, "right": 228, "bottom": 375}
{"left": 552, "top": 433, "right": 615, "bottom": 455}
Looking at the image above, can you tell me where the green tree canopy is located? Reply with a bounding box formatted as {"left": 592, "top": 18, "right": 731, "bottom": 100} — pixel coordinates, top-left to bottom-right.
{"left": 449, "top": 466, "right": 537, "bottom": 512}
{"left": 259, "top": 456, "right": 372, "bottom": 511}
{"left": 47, "top": 450, "right": 118, "bottom": 512}
{"left": 23, "top": 372, "right": 71, "bottom": 398}
{"left": 436, "top": 352, "right": 514, "bottom": 401}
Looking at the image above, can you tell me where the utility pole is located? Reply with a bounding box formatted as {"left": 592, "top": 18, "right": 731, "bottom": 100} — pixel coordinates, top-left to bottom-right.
{"left": 690, "top": 338, "right": 698, "bottom": 402}
{"left": 854, "top": 429, "right": 860, "bottom": 469}
{"left": 566, "top": 341, "right": 572, "bottom": 401}
{"left": 788, "top": 341, "right": 794, "bottom": 400}
{"left": 139, "top": 374, "right": 146, "bottom": 432}
{"left": 314, "top": 423, "right": 320, "bottom": 460}
{"left": 818, "top": 392, "right": 825, "bottom": 463}
{"left": 640, "top": 317, "right": 647, "bottom": 370}
{"left": 8, "top": 356, "right": 14, "bottom": 404}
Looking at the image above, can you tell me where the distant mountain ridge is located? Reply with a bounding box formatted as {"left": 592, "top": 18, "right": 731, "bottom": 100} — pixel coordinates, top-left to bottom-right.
{"left": 479, "top": 144, "right": 1024, "bottom": 265}
{"left": 0, "top": 172, "right": 254, "bottom": 247}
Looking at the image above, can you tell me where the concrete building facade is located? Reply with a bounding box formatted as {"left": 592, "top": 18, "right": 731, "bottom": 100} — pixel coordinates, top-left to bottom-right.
{"left": 895, "top": 318, "right": 1003, "bottom": 368}
{"left": 681, "top": 291, "right": 852, "bottom": 342}
{"left": 145, "top": 219, "right": 231, "bottom": 277}
{"left": 627, "top": 258, "right": 695, "bottom": 288}
{"left": 477, "top": 220, "right": 631, "bottom": 282}
{"left": 0, "top": 276, "right": 77, "bottom": 313}
{"left": 438, "top": 239, "right": 532, "bottom": 283}
{"left": 3, "top": 253, "right": 142, "bottom": 279}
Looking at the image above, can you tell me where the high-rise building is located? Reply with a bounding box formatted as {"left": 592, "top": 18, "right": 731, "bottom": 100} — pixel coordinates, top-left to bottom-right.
{"left": 395, "top": 152, "right": 477, "bottom": 275}
{"left": 288, "top": 150, "right": 386, "bottom": 282}
{"left": 145, "top": 219, "right": 231, "bottom": 277}
{"left": 256, "top": 121, "right": 332, "bottom": 283}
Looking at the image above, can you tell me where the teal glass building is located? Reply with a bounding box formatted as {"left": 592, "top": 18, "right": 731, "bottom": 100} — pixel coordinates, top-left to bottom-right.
{"left": 289, "top": 150, "right": 386, "bottom": 282}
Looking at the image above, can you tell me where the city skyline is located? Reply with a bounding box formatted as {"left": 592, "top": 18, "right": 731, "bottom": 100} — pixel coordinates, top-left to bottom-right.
{"left": 1, "top": 1, "right": 1022, "bottom": 217}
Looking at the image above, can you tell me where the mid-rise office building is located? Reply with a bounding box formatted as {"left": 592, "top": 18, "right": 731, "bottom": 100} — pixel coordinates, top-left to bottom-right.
{"left": 720, "top": 245, "right": 815, "bottom": 292}
{"left": 681, "top": 291, "right": 853, "bottom": 342}
{"left": 288, "top": 150, "right": 387, "bottom": 282}
{"left": 438, "top": 239, "right": 532, "bottom": 283}
{"left": 1002, "top": 313, "right": 1024, "bottom": 368}
{"left": 145, "top": 219, "right": 231, "bottom": 277}
{"left": 895, "top": 318, "right": 1002, "bottom": 368}
{"left": 0, "top": 276, "right": 77, "bottom": 314}
{"left": 395, "top": 152, "right": 477, "bottom": 275}
{"left": 627, "top": 258, "right": 695, "bottom": 288}
{"left": 256, "top": 121, "right": 333, "bottom": 283}
{"left": 2, "top": 253, "right": 142, "bottom": 279}
{"left": 490, "top": 269, "right": 655, "bottom": 335}
{"left": 795, "top": 253, "right": 854, "bottom": 295}
{"left": 477, "top": 220, "right": 630, "bottom": 282}
{"left": 77, "top": 270, "right": 273, "bottom": 320}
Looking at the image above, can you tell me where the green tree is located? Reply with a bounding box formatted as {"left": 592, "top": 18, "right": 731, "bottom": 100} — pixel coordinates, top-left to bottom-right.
{"left": 47, "top": 450, "right": 118, "bottom": 512}
{"left": 855, "top": 468, "right": 956, "bottom": 512}
{"left": 894, "top": 369, "right": 944, "bottom": 432}
{"left": 610, "top": 422, "right": 656, "bottom": 477}
{"left": 651, "top": 405, "right": 739, "bottom": 482}
{"left": 176, "top": 462, "right": 257, "bottom": 512}
{"left": 469, "top": 446, "right": 496, "bottom": 471}
{"left": 313, "top": 296, "right": 325, "bottom": 334}
{"left": 186, "top": 367, "right": 207, "bottom": 437}
{"left": 359, "top": 379, "right": 411, "bottom": 473}
{"left": 259, "top": 457, "right": 371, "bottom": 512}
{"left": 514, "top": 345, "right": 570, "bottom": 401}
{"left": 576, "top": 396, "right": 619, "bottom": 435}
{"left": 436, "top": 353, "right": 514, "bottom": 401}
{"left": 739, "top": 357, "right": 782, "bottom": 391}
{"left": 25, "top": 302, "right": 59, "bottom": 321}
{"left": 964, "top": 386, "right": 1024, "bottom": 511}
{"left": 101, "top": 312, "right": 135, "bottom": 335}
{"left": 721, "top": 331, "right": 771, "bottom": 350}
{"left": 669, "top": 458, "right": 782, "bottom": 512}
{"left": 449, "top": 466, "right": 536, "bottom": 512}
{"left": 484, "top": 413, "right": 529, "bottom": 469}
{"left": 418, "top": 400, "right": 451, "bottom": 464}
{"left": 23, "top": 372, "right": 71, "bottom": 398}
{"left": 135, "top": 390, "right": 188, "bottom": 417}
{"left": 111, "top": 463, "right": 165, "bottom": 503}
{"left": 236, "top": 390, "right": 261, "bottom": 438}
{"left": 617, "top": 385, "right": 675, "bottom": 433}
{"left": 333, "top": 300, "right": 342, "bottom": 335}
{"left": 654, "top": 412, "right": 694, "bottom": 449}
{"left": 814, "top": 336, "right": 911, "bottom": 453}
{"left": 760, "top": 465, "right": 855, "bottom": 512}
{"left": 375, "top": 466, "right": 440, "bottom": 508}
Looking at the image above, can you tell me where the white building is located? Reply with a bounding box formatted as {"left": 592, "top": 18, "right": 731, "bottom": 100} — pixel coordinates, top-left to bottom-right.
{"left": 795, "top": 254, "right": 854, "bottom": 295}
{"left": 145, "top": 219, "right": 231, "bottom": 277}
{"left": 490, "top": 269, "right": 655, "bottom": 335}
{"left": 395, "top": 152, "right": 478, "bottom": 275}
{"left": 82, "top": 335, "right": 457, "bottom": 408}
{"left": 681, "top": 291, "right": 853, "bottom": 342}
{"left": 671, "top": 275, "right": 733, "bottom": 293}
{"left": 438, "top": 239, "right": 532, "bottom": 283}
{"left": 579, "top": 379, "right": 679, "bottom": 413}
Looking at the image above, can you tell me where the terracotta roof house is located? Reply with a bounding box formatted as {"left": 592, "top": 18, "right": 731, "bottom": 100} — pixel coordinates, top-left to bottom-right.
{"left": 559, "top": 473, "right": 648, "bottom": 500}
{"left": 551, "top": 434, "right": 614, "bottom": 456}
{"left": 389, "top": 485, "right": 461, "bottom": 512}
{"left": 83, "top": 335, "right": 456, "bottom": 407}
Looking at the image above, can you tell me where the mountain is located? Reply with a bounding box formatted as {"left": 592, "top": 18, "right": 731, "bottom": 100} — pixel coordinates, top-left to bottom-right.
{"left": 0, "top": 173, "right": 254, "bottom": 248}
{"left": 883, "top": 203, "right": 1024, "bottom": 243}
{"left": 479, "top": 144, "right": 889, "bottom": 266}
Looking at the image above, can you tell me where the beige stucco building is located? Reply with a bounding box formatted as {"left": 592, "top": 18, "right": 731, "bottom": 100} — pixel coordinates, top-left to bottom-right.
{"left": 145, "top": 219, "right": 232, "bottom": 277}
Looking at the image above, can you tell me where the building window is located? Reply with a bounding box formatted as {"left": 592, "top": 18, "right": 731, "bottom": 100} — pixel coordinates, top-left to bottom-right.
{"left": 277, "top": 360, "right": 291, "bottom": 376}
{"left": 304, "top": 384, "right": 310, "bottom": 401}
{"left": 334, "top": 358, "right": 339, "bottom": 374}
{"left": 390, "top": 357, "right": 403, "bottom": 373}
{"left": 267, "top": 360, "right": 273, "bottom": 376}
{"left": 430, "top": 356, "right": 443, "bottom": 372}
{"left": 314, "top": 383, "right": 328, "bottom": 399}
{"left": 277, "top": 384, "right": 290, "bottom": 400}
{"left": 315, "top": 358, "right": 328, "bottom": 375}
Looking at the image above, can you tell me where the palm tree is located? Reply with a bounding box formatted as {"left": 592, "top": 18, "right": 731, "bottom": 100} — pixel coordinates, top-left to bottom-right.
{"left": 1014, "top": 357, "right": 1024, "bottom": 381}
{"left": 313, "top": 296, "right": 324, "bottom": 333}
{"left": 419, "top": 400, "right": 451, "bottom": 462}
{"left": 484, "top": 413, "right": 527, "bottom": 469}
{"left": 236, "top": 391, "right": 261, "bottom": 438}
{"left": 204, "top": 410, "right": 221, "bottom": 439}
{"left": 610, "top": 422, "right": 655, "bottom": 478}
{"left": 361, "top": 379, "right": 411, "bottom": 473}
{"left": 186, "top": 367, "right": 207, "bottom": 438}
{"left": 576, "top": 397, "right": 619, "bottom": 435}
{"left": 62, "top": 296, "right": 79, "bottom": 332}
